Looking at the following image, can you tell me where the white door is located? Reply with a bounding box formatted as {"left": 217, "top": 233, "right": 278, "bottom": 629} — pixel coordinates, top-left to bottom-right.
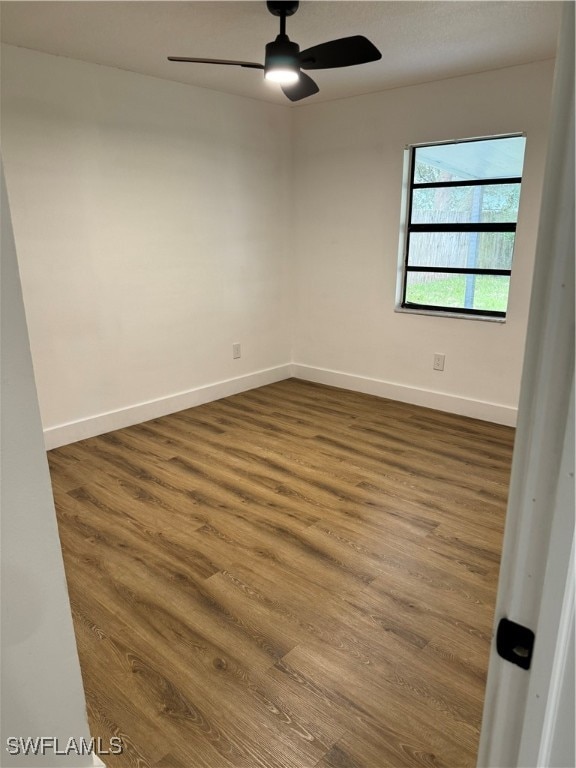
{"left": 477, "top": 4, "right": 575, "bottom": 766}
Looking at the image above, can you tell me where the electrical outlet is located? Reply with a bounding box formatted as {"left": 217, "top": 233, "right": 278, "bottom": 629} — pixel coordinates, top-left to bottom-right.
{"left": 232, "top": 343, "right": 241, "bottom": 359}
{"left": 433, "top": 353, "right": 445, "bottom": 371}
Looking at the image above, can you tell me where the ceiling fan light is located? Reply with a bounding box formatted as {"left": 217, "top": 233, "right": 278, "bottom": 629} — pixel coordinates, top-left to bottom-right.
{"left": 264, "top": 35, "right": 300, "bottom": 85}
{"left": 265, "top": 68, "right": 299, "bottom": 84}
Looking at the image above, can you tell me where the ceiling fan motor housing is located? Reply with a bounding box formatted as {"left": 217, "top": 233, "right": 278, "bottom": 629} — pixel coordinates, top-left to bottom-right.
{"left": 265, "top": 35, "right": 300, "bottom": 77}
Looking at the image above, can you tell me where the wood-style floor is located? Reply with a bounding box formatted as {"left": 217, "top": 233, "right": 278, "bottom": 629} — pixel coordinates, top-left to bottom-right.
{"left": 49, "top": 379, "right": 515, "bottom": 768}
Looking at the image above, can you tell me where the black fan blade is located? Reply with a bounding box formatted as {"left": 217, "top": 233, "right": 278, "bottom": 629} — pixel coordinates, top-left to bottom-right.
{"left": 281, "top": 72, "right": 319, "bottom": 102}
{"left": 168, "top": 57, "right": 264, "bottom": 70}
{"left": 299, "top": 36, "right": 381, "bottom": 70}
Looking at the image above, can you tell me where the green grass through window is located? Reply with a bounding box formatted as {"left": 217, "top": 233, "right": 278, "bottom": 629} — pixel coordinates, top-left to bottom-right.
{"left": 405, "top": 274, "right": 510, "bottom": 313}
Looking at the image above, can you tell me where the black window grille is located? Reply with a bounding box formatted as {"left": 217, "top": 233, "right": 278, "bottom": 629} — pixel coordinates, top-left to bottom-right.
{"left": 400, "top": 135, "right": 526, "bottom": 318}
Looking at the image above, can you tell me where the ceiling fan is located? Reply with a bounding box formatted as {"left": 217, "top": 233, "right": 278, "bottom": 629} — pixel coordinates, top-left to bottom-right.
{"left": 168, "top": 0, "right": 382, "bottom": 102}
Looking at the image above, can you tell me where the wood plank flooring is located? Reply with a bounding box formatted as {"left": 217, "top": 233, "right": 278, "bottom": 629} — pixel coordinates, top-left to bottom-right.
{"left": 48, "top": 379, "right": 515, "bottom": 768}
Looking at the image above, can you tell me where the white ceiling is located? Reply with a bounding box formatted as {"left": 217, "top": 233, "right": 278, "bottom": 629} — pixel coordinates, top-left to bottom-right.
{"left": 0, "top": 1, "right": 562, "bottom": 107}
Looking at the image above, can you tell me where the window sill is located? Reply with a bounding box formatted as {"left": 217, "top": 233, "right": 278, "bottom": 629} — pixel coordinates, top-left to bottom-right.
{"left": 394, "top": 306, "right": 507, "bottom": 323}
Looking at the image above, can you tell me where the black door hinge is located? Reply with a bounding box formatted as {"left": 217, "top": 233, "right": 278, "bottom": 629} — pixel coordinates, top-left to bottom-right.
{"left": 496, "top": 618, "right": 535, "bottom": 670}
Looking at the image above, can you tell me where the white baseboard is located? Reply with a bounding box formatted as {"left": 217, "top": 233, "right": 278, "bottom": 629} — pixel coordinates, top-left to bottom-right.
{"left": 44, "top": 361, "right": 517, "bottom": 449}
{"left": 292, "top": 363, "right": 517, "bottom": 426}
{"left": 43, "top": 364, "right": 292, "bottom": 449}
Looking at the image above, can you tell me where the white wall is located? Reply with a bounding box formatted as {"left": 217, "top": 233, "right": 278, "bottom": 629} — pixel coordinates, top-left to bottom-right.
{"left": 1, "top": 44, "right": 293, "bottom": 447}
{"left": 1, "top": 48, "right": 556, "bottom": 439}
{"left": 1, "top": 160, "right": 94, "bottom": 767}
{"left": 292, "top": 60, "right": 555, "bottom": 425}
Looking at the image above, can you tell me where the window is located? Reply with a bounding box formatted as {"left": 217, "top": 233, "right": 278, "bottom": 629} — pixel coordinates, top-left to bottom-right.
{"left": 398, "top": 134, "right": 526, "bottom": 319}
